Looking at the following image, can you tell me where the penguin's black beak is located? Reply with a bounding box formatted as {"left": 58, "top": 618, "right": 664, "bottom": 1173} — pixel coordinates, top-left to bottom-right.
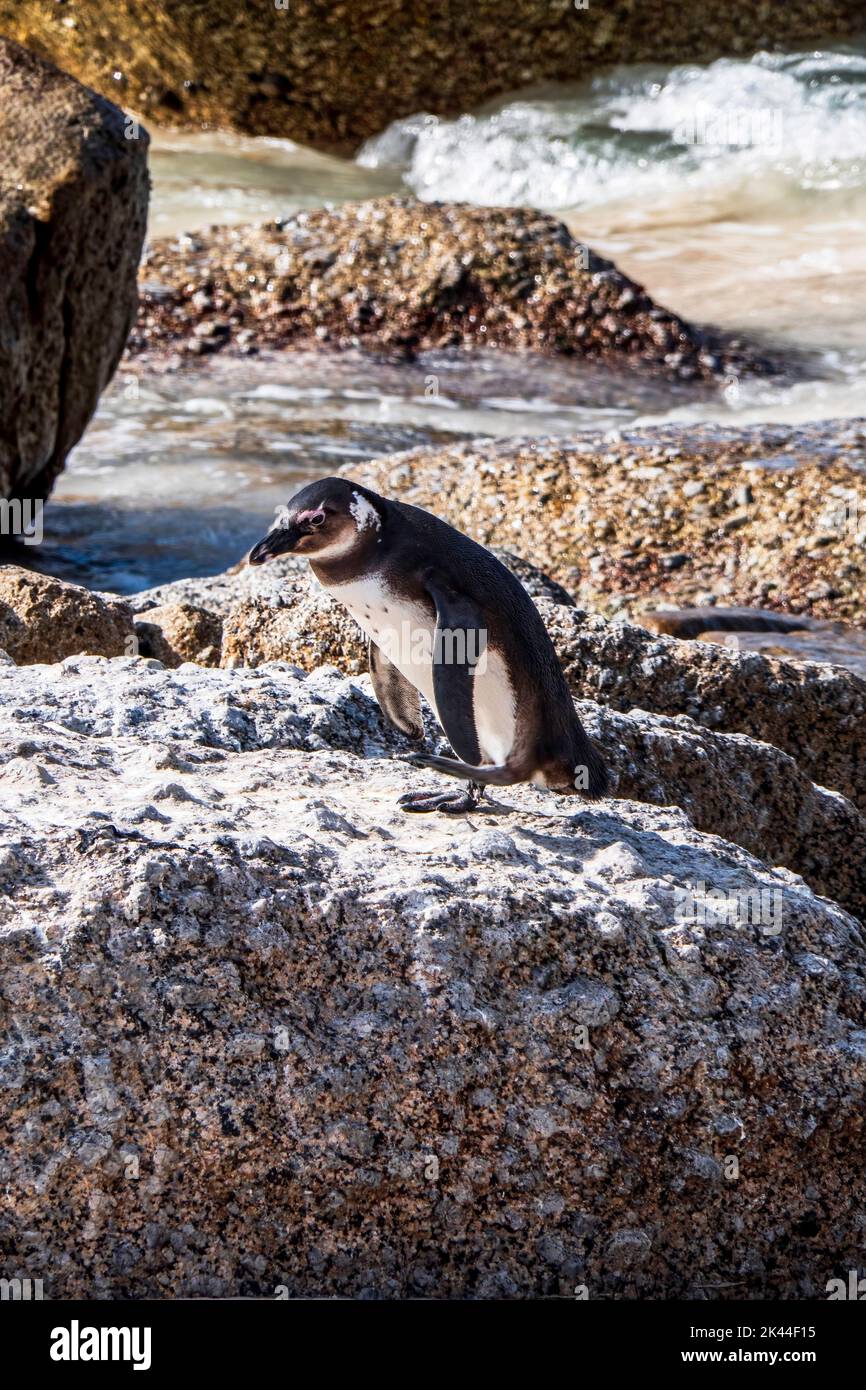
{"left": 248, "top": 522, "right": 301, "bottom": 565}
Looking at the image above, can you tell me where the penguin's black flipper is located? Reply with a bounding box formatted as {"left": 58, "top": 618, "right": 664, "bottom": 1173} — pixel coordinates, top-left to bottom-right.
{"left": 368, "top": 639, "right": 424, "bottom": 741}
{"left": 424, "top": 573, "right": 486, "bottom": 765}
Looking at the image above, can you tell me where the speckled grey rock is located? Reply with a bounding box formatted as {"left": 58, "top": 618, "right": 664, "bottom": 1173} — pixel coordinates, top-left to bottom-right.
{"left": 0, "top": 654, "right": 864, "bottom": 1299}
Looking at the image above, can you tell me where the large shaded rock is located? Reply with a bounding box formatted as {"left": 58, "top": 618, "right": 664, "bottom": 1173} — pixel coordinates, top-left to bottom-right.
{"left": 0, "top": 655, "right": 864, "bottom": 1298}
{"left": 0, "top": 566, "right": 134, "bottom": 663}
{"left": 1, "top": 2, "right": 860, "bottom": 152}
{"left": 346, "top": 425, "right": 866, "bottom": 626}
{"left": 131, "top": 199, "right": 766, "bottom": 379}
{"left": 0, "top": 38, "right": 148, "bottom": 502}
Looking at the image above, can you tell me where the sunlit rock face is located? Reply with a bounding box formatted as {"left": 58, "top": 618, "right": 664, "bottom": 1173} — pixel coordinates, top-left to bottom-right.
{"left": 0, "top": 653, "right": 864, "bottom": 1298}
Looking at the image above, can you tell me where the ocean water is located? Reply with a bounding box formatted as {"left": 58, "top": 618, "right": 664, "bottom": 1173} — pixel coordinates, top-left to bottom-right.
{"left": 359, "top": 44, "right": 866, "bottom": 366}
{"left": 43, "top": 39, "right": 866, "bottom": 590}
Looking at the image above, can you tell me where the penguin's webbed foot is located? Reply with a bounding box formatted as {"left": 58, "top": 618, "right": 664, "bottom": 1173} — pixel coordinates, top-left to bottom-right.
{"left": 398, "top": 782, "right": 483, "bottom": 815}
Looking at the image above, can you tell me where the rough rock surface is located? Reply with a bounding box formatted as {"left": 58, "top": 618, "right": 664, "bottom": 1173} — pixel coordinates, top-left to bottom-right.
{"left": 0, "top": 565, "right": 134, "bottom": 664}
{"left": 8, "top": 559, "right": 859, "bottom": 911}
{"left": 2, "top": 1, "right": 860, "bottom": 151}
{"left": 346, "top": 423, "right": 866, "bottom": 625}
{"left": 130, "top": 200, "right": 768, "bottom": 380}
{"left": 220, "top": 578, "right": 368, "bottom": 677}
{"left": 134, "top": 602, "right": 223, "bottom": 668}
{"left": 585, "top": 703, "right": 866, "bottom": 923}
{"left": 220, "top": 585, "right": 866, "bottom": 918}
{"left": 543, "top": 603, "right": 866, "bottom": 817}
{"left": 1, "top": 655, "right": 864, "bottom": 1298}
{"left": 0, "top": 39, "right": 149, "bottom": 502}
{"left": 0, "top": 549, "right": 568, "bottom": 672}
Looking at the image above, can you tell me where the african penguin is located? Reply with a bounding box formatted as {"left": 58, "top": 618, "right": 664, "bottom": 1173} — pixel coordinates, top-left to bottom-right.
{"left": 248, "top": 477, "right": 608, "bottom": 813}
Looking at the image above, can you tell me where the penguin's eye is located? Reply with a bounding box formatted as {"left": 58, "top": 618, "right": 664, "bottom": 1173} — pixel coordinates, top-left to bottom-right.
{"left": 308, "top": 509, "right": 326, "bottom": 529}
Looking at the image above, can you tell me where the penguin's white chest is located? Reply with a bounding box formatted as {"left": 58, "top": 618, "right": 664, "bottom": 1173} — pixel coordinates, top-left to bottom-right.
{"left": 321, "top": 573, "right": 517, "bottom": 764}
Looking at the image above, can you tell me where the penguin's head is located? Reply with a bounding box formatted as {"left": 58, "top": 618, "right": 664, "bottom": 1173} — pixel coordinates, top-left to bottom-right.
{"left": 248, "top": 477, "right": 384, "bottom": 565}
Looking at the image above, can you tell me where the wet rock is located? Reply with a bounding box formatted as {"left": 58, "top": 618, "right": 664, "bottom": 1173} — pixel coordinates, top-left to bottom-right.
{"left": 0, "top": 39, "right": 149, "bottom": 502}
{"left": 695, "top": 625, "right": 866, "bottom": 679}
{"left": 643, "top": 607, "right": 820, "bottom": 640}
{"left": 646, "top": 607, "right": 866, "bottom": 678}
{"left": 0, "top": 566, "right": 134, "bottom": 663}
{"left": 1, "top": 2, "right": 858, "bottom": 152}
{"left": 130, "top": 199, "right": 769, "bottom": 380}
{"left": 0, "top": 654, "right": 863, "bottom": 1298}
{"left": 134, "top": 602, "right": 223, "bottom": 668}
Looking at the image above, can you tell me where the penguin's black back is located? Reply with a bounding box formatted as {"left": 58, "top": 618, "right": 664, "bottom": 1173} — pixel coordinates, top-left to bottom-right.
{"left": 379, "top": 494, "right": 586, "bottom": 765}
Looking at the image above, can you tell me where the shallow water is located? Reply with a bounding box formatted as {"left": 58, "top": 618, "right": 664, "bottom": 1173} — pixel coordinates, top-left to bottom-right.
{"left": 44, "top": 38, "right": 866, "bottom": 591}
{"left": 149, "top": 129, "right": 402, "bottom": 239}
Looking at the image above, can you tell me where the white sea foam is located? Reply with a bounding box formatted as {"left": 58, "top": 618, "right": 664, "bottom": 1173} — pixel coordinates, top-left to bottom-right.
{"left": 358, "top": 46, "right": 866, "bottom": 212}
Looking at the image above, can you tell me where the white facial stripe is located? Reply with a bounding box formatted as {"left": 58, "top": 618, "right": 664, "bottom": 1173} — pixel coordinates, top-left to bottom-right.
{"left": 349, "top": 491, "right": 381, "bottom": 532}
{"left": 308, "top": 533, "right": 358, "bottom": 560}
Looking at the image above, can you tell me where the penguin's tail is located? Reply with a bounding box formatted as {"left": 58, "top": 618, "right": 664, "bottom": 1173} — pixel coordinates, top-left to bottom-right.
{"left": 401, "top": 753, "right": 521, "bottom": 786}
